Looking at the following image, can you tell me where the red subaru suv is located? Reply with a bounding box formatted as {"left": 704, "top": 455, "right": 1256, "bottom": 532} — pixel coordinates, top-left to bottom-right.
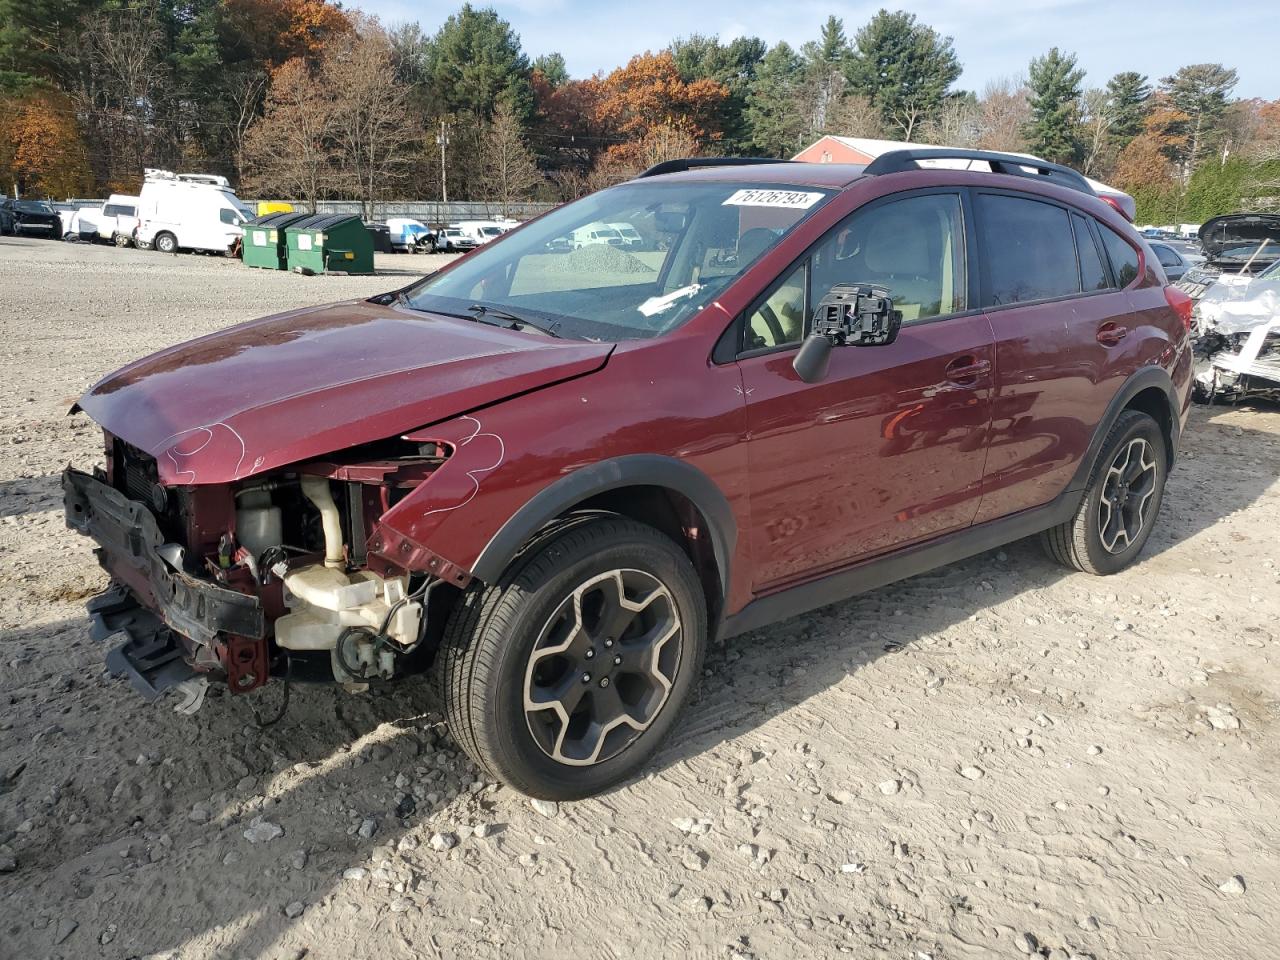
{"left": 64, "top": 150, "right": 1193, "bottom": 799}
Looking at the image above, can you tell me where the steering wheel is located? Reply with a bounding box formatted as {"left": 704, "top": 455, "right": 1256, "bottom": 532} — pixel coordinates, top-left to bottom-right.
{"left": 757, "top": 302, "right": 787, "bottom": 346}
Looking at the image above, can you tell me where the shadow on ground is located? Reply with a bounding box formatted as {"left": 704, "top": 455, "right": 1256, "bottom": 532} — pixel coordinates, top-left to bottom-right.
{"left": 0, "top": 411, "right": 1274, "bottom": 958}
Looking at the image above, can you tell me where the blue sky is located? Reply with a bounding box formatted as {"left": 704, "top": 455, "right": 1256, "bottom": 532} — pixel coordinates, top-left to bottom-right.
{"left": 355, "top": 0, "right": 1276, "bottom": 100}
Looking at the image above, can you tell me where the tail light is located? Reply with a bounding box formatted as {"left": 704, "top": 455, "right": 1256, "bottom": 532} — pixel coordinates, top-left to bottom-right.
{"left": 1165, "top": 285, "right": 1193, "bottom": 334}
{"left": 1099, "top": 194, "right": 1135, "bottom": 222}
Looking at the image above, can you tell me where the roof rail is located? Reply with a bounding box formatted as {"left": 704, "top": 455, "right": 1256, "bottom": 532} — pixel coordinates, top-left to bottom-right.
{"left": 863, "top": 148, "right": 1095, "bottom": 197}
{"left": 635, "top": 157, "right": 791, "bottom": 179}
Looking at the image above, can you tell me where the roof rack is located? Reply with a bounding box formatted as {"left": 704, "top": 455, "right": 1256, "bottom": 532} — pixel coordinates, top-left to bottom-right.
{"left": 863, "top": 148, "right": 1095, "bottom": 197}
{"left": 635, "top": 157, "right": 791, "bottom": 179}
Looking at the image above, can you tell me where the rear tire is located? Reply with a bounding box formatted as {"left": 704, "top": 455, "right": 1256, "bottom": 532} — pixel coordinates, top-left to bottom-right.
{"left": 437, "top": 516, "right": 707, "bottom": 800}
{"left": 1041, "top": 410, "right": 1167, "bottom": 575}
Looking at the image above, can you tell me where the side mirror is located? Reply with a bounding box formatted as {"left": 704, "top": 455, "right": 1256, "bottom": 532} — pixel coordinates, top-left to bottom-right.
{"left": 791, "top": 283, "right": 901, "bottom": 383}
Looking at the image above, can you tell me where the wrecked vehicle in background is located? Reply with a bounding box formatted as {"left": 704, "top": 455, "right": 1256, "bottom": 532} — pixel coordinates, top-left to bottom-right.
{"left": 1191, "top": 261, "right": 1280, "bottom": 403}
{"left": 1176, "top": 213, "right": 1280, "bottom": 301}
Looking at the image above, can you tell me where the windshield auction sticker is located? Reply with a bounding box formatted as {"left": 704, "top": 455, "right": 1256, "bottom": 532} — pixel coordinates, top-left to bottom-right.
{"left": 722, "top": 189, "right": 825, "bottom": 209}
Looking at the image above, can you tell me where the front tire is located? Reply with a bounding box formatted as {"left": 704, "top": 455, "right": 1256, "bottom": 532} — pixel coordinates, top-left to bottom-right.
{"left": 1041, "top": 409, "right": 1167, "bottom": 575}
{"left": 438, "top": 516, "right": 707, "bottom": 800}
{"left": 154, "top": 232, "right": 177, "bottom": 254}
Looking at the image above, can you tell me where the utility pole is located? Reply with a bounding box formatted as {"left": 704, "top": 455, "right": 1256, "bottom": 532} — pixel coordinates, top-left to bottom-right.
{"left": 437, "top": 121, "right": 450, "bottom": 204}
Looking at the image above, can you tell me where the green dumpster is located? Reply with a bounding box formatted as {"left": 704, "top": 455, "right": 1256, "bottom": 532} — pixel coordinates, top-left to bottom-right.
{"left": 242, "top": 211, "right": 311, "bottom": 270}
{"left": 284, "top": 214, "right": 375, "bottom": 275}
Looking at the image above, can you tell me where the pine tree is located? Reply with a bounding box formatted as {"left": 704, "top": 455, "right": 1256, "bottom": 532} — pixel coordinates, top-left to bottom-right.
{"left": 745, "top": 41, "right": 806, "bottom": 157}
{"left": 1159, "top": 63, "right": 1238, "bottom": 174}
{"left": 1025, "top": 47, "right": 1084, "bottom": 164}
{"left": 846, "top": 9, "right": 961, "bottom": 140}
{"left": 1105, "top": 71, "right": 1151, "bottom": 148}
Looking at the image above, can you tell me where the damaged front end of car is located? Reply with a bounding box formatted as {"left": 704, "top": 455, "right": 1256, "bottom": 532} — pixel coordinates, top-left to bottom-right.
{"left": 64, "top": 430, "right": 468, "bottom": 700}
{"left": 1190, "top": 271, "right": 1280, "bottom": 404}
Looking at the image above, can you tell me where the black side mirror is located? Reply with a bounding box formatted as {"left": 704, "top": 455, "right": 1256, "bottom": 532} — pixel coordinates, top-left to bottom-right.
{"left": 792, "top": 283, "right": 901, "bottom": 383}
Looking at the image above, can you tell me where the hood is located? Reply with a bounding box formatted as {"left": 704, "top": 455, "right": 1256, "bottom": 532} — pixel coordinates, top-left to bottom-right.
{"left": 1198, "top": 214, "right": 1280, "bottom": 266}
{"left": 77, "top": 300, "right": 612, "bottom": 485}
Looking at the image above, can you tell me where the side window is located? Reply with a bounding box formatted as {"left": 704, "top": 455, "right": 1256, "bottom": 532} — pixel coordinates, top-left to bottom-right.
{"left": 1072, "top": 213, "right": 1109, "bottom": 292}
{"left": 745, "top": 262, "right": 806, "bottom": 351}
{"left": 977, "top": 194, "right": 1079, "bottom": 306}
{"left": 1099, "top": 226, "right": 1140, "bottom": 287}
{"left": 810, "top": 192, "right": 965, "bottom": 325}
{"left": 219, "top": 208, "right": 238, "bottom": 225}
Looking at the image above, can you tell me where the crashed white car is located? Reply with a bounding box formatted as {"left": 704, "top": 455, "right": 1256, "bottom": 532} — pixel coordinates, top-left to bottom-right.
{"left": 1191, "top": 258, "right": 1280, "bottom": 402}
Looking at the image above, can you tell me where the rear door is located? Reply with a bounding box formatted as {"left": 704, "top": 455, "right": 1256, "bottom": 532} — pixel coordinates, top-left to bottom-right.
{"left": 737, "top": 190, "right": 996, "bottom": 590}
{"left": 972, "top": 191, "right": 1136, "bottom": 521}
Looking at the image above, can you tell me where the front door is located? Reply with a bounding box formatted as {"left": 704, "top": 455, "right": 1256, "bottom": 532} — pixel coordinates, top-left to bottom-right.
{"left": 736, "top": 191, "right": 995, "bottom": 591}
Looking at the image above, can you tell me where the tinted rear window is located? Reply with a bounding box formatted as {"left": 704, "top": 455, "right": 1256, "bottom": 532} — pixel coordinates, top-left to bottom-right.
{"left": 1072, "top": 213, "right": 1109, "bottom": 291}
{"left": 1100, "top": 227, "right": 1140, "bottom": 286}
{"left": 978, "top": 194, "right": 1080, "bottom": 306}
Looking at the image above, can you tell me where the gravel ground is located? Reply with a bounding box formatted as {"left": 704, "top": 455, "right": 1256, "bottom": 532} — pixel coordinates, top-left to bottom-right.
{"left": 1, "top": 236, "right": 1279, "bottom": 960}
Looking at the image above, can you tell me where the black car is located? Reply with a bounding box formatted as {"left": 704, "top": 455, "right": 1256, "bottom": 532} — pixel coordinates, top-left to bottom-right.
{"left": 0, "top": 198, "right": 62, "bottom": 238}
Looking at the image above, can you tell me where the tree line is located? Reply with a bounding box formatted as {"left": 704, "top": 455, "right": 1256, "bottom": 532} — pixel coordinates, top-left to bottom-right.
{"left": 0, "top": 0, "right": 1276, "bottom": 223}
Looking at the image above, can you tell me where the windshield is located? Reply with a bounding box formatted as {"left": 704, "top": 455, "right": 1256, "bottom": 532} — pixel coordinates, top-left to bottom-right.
{"left": 15, "top": 201, "right": 54, "bottom": 214}
{"left": 480, "top": 227, "right": 502, "bottom": 237}
{"left": 406, "top": 180, "right": 832, "bottom": 340}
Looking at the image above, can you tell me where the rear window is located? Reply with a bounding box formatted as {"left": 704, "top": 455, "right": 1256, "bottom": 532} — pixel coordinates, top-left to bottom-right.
{"left": 1099, "top": 227, "right": 1140, "bottom": 286}
{"left": 977, "top": 194, "right": 1080, "bottom": 306}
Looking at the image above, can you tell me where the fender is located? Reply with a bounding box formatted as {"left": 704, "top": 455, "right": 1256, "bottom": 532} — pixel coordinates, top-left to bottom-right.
{"left": 470, "top": 454, "right": 737, "bottom": 599}
{"left": 1066, "top": 364, "right": 1179, "bottom": 494}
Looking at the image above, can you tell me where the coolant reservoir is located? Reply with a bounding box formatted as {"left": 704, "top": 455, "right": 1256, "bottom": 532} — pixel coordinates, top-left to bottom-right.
{"left": 236, "top": 489, "right": 282, "bottom": 556}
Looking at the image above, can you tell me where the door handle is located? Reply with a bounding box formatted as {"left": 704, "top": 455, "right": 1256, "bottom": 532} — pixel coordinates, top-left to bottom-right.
{"left": 1097, "top": 323, "right": 1128, "bottom": 346}
{"left": 944, "top": 356, "right": 991, "bottom": 384}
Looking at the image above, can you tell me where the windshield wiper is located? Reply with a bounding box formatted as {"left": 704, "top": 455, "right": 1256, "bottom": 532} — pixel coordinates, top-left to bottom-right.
{"left": 467, "top": 304, "right": 561, "bottom": 338}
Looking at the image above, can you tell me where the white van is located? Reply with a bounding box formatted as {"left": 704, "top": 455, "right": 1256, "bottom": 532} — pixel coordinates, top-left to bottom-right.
{"left": 570, "top": 222, "right": 625, "bottom": 249}
{"left": 134, "top": 169, "right": 253, "bottom": 254}
{"left": 455, "top": 218, "right": 518, "bottom": 245}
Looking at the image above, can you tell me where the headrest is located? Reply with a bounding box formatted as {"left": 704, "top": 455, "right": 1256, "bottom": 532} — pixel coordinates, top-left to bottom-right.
{"left": 864, "top": 212, "right": 931, "bottom": 275}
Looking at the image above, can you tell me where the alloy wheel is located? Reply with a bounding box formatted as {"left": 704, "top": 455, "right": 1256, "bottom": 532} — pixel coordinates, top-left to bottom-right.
{"left": 523, "top": 568, "right": 682, "bottom": 766}
{"left": 1098, "top": 437, "right": 1158, "bottom": 553}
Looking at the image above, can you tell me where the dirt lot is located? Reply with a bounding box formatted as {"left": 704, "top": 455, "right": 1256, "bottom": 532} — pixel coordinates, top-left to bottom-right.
{"left": 1, "top": 236, "right": 1278, "bottom": 960}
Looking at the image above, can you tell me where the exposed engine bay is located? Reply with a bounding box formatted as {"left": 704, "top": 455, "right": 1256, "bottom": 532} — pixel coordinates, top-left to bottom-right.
{"left": 64, "top": 432, "right": 461, "bottom": 701}
{"left": 1189, "top": 268, "right": 1280, "bottom": 404}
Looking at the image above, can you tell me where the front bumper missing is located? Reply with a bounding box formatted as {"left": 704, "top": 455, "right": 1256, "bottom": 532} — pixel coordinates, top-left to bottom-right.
{"left": 88, "top": 585, "right": 197, "bottom": 700}
{"left": 62, "top": 468, "right": 264, "bottom": 646}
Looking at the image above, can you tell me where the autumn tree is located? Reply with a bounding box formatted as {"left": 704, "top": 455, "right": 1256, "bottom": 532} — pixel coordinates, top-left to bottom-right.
{"left": 594, "top": 51, "right": 728, "bottom": 166}
{"left": 919, "top": 94, "right": 981, "bottom": 148}
{"left": 847, "top": 9, "right": 961, "bottom": 140}
{"left": 0, "top": 91, "right": 93, "bottom": 196}
{"left": 323, "top": 28, "right": 422, "bottom": 217}
{"left": 480, "top": 97, "right": 542, "bottom": 214}
{"left": 1079, "top": 88, "right": 1117, "bottom": 176}
{"left": 240, "top": 58, "right": 337, "bottom": 211}
{"left": 1024, "top": 47, "right": 1084, "bottom": 164}
{"left": 670, "top": 34, "right": 766, "bottom": 153}
{"left": 976, "top": 78, "right": 1030, "bottom": 153}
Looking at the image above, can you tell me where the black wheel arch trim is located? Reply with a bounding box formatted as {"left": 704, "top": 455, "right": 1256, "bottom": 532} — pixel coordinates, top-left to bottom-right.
{"left": 470, "top": 454, "right": 736, "bottom": 602}
{"left": 1068, "top": 364, "right": 1179, "bottom": 493}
